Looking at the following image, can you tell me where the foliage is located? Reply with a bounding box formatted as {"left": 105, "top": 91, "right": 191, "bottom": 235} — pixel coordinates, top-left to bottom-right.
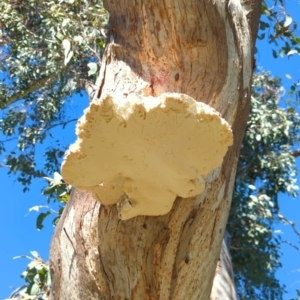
{"left": 260, "top": 0, "right": 300, "bottom": 58}
{"left": 28, "top": 172, "right": 72, "bottom": 230}
{"left": 259, "top": 0, "right": 300, "bottom": 102}
{"left": 7, "top": 252, "right": 50, "bottom": 300}
{"left": 0, "top": 0, "right": 107, "bottom": 188}
{"left": 42, "top": 171, "right": 71, "bottom": 227}
{"left": 227, "top": 71, "right": 300, "bottom": 300}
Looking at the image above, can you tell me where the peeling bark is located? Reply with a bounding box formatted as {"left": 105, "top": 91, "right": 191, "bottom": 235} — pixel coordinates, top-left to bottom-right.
{"left": 50, "top": 0, "right": 261, "bottom": 299}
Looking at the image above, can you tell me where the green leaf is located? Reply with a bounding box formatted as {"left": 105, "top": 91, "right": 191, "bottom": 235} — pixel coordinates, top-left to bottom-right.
{"left": 29, "top": 283, "right": 40, "bottom": 295}
{"left": 248, "top": 184, "right": 256, "bottom": 190}
{"left": 257, "top": 33, "right": 265, "bottom": 40}
{"left": 53, "top": 172, "right": 63, "bottom": 184}
{"left": 279, "top": 48, "right": 285, "bottom": 58}
{"left": 36, "top": 212, "right": 51, "bottom": 230}
{"left": 64, "top": 50, "right": 74, "bottom": 66}
{"left": 87, "top": 62, "right": 98, "bottom": 76}
{"left": 13, "top": 254, "right": 32, "bottom": 260}
{"left": 46, "top": 271, "right": 52, "bottom": 286}
{"left": 29, "top": 205, "right": 45, "bottom": 212}
{"left": 27, "top": 259, "right": 40, "bottom": 270}
{"left": 56, "top": 31, "right": 64, "bottom": 40}
{"left": 73, "top": 35, "right": 83, "bottom": 43}
{"left": 260, "top": 21, "right": 270, "bottom": 30}
{"left": 24, "top": 268, "right": 37, "bottom": 283}
{"left": 287, "top": 49, "right": 299, "bottom": 56}
{"left": 62, "top": 39, "right": 72, "bottom": 65}
{"left": 284, "top": 14, "right": 292, "bottom": 27}
{"left": 62, "top": 39, "right": 71, "bottom": 55}
{"left": 30, "top": 251, "right": 40, "bottom": 259}
{"left": 21, "top": 270, "right": 28, "bottom": 278}
{"left": 62, "top": 18, "right": 70, "bottom": 27}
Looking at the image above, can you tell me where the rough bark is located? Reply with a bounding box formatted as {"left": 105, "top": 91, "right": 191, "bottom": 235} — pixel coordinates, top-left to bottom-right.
{"left": 210, "top": 232, "right": 237, "bottom": 300}
{"left": 50, "top": 0, "right": 261, "bottom": 299}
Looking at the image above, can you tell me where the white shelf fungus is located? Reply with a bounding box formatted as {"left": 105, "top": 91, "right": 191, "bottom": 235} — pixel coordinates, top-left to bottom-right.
{"left": 61, "top": 93, "right": 233, "bottom": 220}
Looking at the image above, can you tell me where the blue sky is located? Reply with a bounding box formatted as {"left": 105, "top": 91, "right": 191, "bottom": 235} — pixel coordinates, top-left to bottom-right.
{"left": 255, "top": 1, "right": 300, "bottom": 297}
{"left": 0, "top": 95, "right": 87, "bottom": 298}
{"left": 1, "top": 1, "right": 300, "bottom": 299}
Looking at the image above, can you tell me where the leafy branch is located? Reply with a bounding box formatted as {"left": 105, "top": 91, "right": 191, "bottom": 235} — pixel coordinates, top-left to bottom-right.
{"left": 1, "top": 76, "right": 57, "bottom": 109}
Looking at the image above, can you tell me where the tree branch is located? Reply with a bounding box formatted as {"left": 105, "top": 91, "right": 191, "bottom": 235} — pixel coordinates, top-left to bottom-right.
{"left": 41, "top": 118, "right": 78, "bottom": 134}
{"left": 279, "top": 214, "right": 300, "bottom": 238}
{"left": 282, "top": 240, "right": 300, "bottom": 252}
{"left": 77, "top": 78, "right": 97, "bottom": 101}
{"left": 292, "top": 149, "right": 300, "bottom": 158}
{"left": 0, "top": 162, "right": 9, "bottom": 168}
{"left": 2, "top": 76, "right": 56, "bottom": 108}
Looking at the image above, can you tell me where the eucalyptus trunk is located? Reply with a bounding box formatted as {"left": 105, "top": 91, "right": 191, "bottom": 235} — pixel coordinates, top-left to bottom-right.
{"left": 50, "top": 0, "right": 261, "bottom": 299}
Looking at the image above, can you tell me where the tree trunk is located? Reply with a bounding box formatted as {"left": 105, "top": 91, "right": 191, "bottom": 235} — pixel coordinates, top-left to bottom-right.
{"left": 210, "top": 231, "right": 237, "bottom": 300}
{"left": 50, "top": 0, "right": 261, "bottom": 299}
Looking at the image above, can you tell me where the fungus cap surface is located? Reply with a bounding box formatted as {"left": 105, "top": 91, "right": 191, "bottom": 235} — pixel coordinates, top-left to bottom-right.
{"left": 61, "top": 93, "right": 233, "bottom": 220}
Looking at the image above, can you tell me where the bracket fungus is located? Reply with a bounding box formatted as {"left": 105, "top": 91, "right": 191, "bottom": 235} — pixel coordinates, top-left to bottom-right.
{"left": 61, "top": 93, "right": 233, "bottom": 220}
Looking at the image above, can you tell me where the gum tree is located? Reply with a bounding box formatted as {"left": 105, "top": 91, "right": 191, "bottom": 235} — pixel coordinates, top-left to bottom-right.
{"left": 2, "top": 0, "right": 300, "bottom": 299}
{"left": 49, "top": 1, "right": 261, "bottom": 299}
